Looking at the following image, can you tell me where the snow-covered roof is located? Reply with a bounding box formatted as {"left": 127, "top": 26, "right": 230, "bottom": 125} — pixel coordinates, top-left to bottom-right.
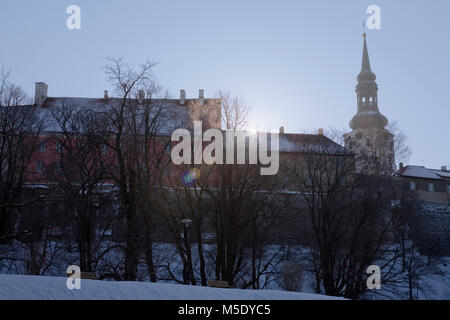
{"left": 399, "top": 165, "right": 450, "bottom": 180}
{"left": 431, "top": 169, "right": 450, "bottom": 179}
{"left": 220, "top": 132, "right": 351, "bottom": 155}
{"left": 8, "top": 98, "right": 349, "bottom": 156}
{"left": 38, "top": 97, "right": 196, "bottom": 135}
{"left": 278, "top": 133, "right": 351, "bottom": 155}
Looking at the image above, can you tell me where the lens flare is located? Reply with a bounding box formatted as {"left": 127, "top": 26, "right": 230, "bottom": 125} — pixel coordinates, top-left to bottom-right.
{"left": 182, "top": 168, "right": 201, "bottom": 185}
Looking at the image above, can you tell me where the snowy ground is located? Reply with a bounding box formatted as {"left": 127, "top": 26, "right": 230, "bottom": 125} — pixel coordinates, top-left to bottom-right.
{"left": 2, "top": 240, "right": 450, "bottom": 299}
{"left": 0, "top": 274, "right": 343, "bottom": 300}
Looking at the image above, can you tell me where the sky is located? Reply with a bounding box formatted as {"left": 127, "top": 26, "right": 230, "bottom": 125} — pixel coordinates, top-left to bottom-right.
{"left": 0, "top": 0, "right": 449, "bottom": 169}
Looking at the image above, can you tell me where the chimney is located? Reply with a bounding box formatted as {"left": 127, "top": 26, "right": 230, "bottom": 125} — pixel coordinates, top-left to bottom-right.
{"left": 34, "top": 82, "right": 48, "bottom": 105}
{"left": 399, "top": 162, "right": 404, "bottom": 170}
{"left": 441, "top": 165, "right": 448, "bottom": 171}
{"left": 318, "top": 128, "right": 324, "bottom": 135}
{"left": 104, "top": 90, "right": 108, "bottom": 99}
{"left": 180, "top": 90, "right": 186, "bottom": 105}
{"left": 138, "top": 90, "right": 145, "bottom": 104}
{"left": 199, "top": 89, "right": 204, "bottom": 106}
{"left": 279, "top": 126, "right": 285, "bottom": 134}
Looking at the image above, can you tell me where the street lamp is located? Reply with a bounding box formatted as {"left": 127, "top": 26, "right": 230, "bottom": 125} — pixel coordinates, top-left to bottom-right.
{"left": 181, "top": 218, "right": 192, "bottom": 228}
{"left": 180, "top": 218, "right": 193, "bottom": 284}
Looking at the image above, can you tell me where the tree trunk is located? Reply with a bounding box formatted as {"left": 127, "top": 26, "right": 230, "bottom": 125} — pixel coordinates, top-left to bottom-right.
{"left": 124, "top": 207, "right": 139, "bottom": 281}
{"left": 195, "top": 224, "right": 207, "bottom": 286}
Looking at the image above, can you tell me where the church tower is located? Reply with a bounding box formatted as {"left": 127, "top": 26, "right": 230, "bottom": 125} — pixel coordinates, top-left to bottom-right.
{"left": 344, "top": 33, "right": 395, "bottom": 175}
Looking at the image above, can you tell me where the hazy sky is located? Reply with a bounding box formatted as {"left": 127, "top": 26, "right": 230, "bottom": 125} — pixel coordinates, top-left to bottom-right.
{"left": 1, "top": 0, "right": 449, "bottom": 168}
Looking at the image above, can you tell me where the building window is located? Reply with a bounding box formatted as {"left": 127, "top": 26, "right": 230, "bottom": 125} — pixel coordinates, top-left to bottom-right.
{"left": 165, "top": 165, "right": 171, "bottom": 177}
{"left": 428, "top": 183, "right": 435, "bottom": 192}
{"left": 36, "top": 161, "right": 44, "bottom": 174}
{"left": 164, "top": 143, "right": 172, "bottom": 154}
{"left": 54, "top": 162, "right": 61, "bottom": 174}
{"left": 102, "top": 144, "right": 109, "bottom": 155}
{"left": 447, "top": 185, "right": 450, "bottom": 194}
{"left": 410, "top": 181, "right": 416, "bottom": 191}
{"left": 56, "top": 141, "right": 62, "bottom": 153}
{"left": 38, "top": 141, "right": 46, "bottom": 152}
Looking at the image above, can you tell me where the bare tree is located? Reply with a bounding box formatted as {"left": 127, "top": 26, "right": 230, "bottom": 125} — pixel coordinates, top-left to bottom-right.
{"left": 218, "top": 90, "right": 249, "bottom": 130}
{"left": 100, "top": 57, "right": 173, "bottom": 281}
{"left": 276, "top": 260, "right": 304, "bottom": 292}
{"left": 287, "top": 132, "right": 402, "bottom": 298}
{"left": 158, "top": 164, "right": 212, "bottom": 285}
{"left": 387, "top": 121, "right": 412, "bottom": 168}
{"left": 48, "top": 101, "right": 112, "bottom": 273}
{"left": 207, "top": 93, "right": 283, "bottom": 288}
{"left": 0, "top": 69, "right": 46, "bottom": 242}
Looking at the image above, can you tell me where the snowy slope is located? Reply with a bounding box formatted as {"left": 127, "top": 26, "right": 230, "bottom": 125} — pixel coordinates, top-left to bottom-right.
{"left": 0, "top": 274, "right": 342, "bottom": 300}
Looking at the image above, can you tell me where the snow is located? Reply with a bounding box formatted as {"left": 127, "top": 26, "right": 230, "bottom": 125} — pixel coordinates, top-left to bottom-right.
{"left": 400, "top": 165, "right": 442, "bottom": 180}
{"left": 0, "top": 274, "right": 343, "bottom": 300}
{"left": 432, "top": 170, "right": 450, "bottom": 178}
{"left": 278, "top": 134, "right": 349, "bottom": 154}
{"left": 38, "top": 97, "right": 189, "bottom": 135}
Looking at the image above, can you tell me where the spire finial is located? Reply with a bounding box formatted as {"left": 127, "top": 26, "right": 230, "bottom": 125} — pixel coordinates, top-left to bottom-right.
{"left": 362, "top": 21, "right": 367, "bottom": 38}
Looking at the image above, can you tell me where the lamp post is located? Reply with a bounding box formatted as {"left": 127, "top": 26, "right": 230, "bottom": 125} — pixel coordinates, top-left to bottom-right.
{"left": 181, "top": 218, "right": 193, "bottom": 285}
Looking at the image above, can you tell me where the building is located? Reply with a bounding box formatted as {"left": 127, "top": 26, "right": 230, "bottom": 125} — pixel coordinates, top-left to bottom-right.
{"left": 397, "top": 164, "right": 450, "bottom": 256}
{"left": 3, "top": 80, "right": 354, "bottom": 244}
{"left": 344, "top": 33, "right": 395, "bottom": 175}
{"left": 398, "top": 164, "right": 450, "bottom": 203}
{"left": 27, "top": 84, "right": 221, "bottom": 186}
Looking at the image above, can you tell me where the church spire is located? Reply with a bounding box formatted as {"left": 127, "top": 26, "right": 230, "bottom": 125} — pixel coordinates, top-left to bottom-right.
{"left": 344, "top": 33, "right": 395, "bottom": 175}
{"left": 349, "top": 33, "right": 388, "bottom": 130}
